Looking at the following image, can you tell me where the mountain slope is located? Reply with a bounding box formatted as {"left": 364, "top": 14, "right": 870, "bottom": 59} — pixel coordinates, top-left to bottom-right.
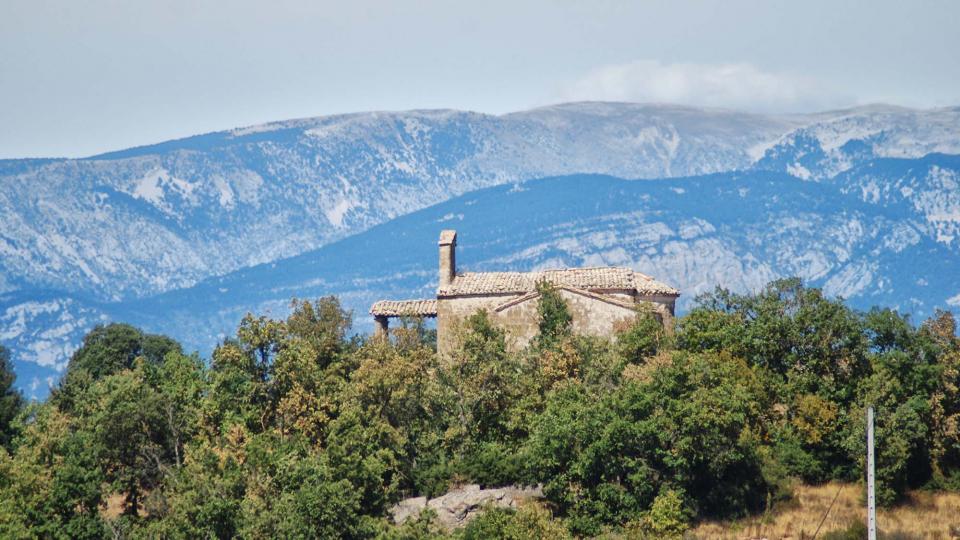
{"left": 755, "top": 105, "right": 960, "bottom": 179}
{"left": 831, "top": 153, "right": 960, "bottom": 246}
{"left": 4, "top": 103, "right": 958, "bottom": 304}
{"left": 1, "top": 103, "right": 797, "bottom": 302}
{"left": 9, "top": 160, "right": 959, "bottom": 397}
{"left": 3, "top": 103, "right": 960, "bottom": 398}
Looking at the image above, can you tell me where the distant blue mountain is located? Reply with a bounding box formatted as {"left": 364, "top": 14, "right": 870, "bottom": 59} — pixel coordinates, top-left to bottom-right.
{"left": 9, "top": 160, "right": 960, "bottom": 398}
{"left": 124, "top": 161, "right": 960, "bottom": 345}
{"left": 2, "top": 103, "right": 959, "bottom": 398}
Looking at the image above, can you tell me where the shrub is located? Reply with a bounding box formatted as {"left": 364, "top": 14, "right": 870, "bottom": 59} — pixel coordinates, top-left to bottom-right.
{"left": 459, "top": 504, "right": 571, "bottom": 540}
{"left": 536, "top": 281, "right": 572, "bottom": 348}
{"left": 643, "top": 488, "right": 692, "bottom": 537}
{"left": 617, "top": 309, "right": 669, "bottom": 363}
{"left": 525, "top": 351, "right": 772, "bottom": 535}
{"left": 821, "top": 518, "right": 868, "bottom": 540}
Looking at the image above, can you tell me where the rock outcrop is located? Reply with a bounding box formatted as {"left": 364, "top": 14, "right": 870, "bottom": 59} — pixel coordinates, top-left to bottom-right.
{"left": 389, "top": 484, "right": 543, "bottom": 528}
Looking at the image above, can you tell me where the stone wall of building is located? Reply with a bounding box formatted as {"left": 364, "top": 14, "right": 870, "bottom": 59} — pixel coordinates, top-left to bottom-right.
{"left": 437, "top": 290, "right": 674, "bottom": 356}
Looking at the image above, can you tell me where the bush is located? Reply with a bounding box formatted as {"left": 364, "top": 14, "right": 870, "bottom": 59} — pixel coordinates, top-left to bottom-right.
{"left": 525, "top": 351, "right": 772, "bottom": 535}
{"left": 459, "top": 504, "right": 571, "bottom": 540}
{"left": 643, "top": 488, "right": 692, "bottom": 537}
{"left": 536, "top": 281, "right": 572, "bottom": 348}
{"left": 821, "top": 518, "right": 868, "bottom": 540}
{"left": 460, "top": 507, "right": 515, "bottom": 540}
{"left": 457, "top": 441, "right": 524, "bottom": 487}
{"left": 617, "top": 310, "right": 669, "bottom": 363}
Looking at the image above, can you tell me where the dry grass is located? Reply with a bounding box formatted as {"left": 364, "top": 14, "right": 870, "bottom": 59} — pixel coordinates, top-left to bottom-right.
{"left": 101, "top": 493, "right": 127, "bottom": 519}
{"left": 689, "top": 483, "right": 960, "bottom": 539}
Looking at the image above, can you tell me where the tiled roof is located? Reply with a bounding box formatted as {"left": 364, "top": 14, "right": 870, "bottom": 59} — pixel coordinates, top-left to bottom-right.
{"left": 370, "top": 299, "right": 438, "bottom": 317}
{"left": 437, "top": 267, "right": 679, "bottom": 297}
{"left": 493, "top": 285, "right": 640, "bottom": 312}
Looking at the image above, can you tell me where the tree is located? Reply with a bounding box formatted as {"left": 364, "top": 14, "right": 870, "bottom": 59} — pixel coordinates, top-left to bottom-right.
{"left": 678, "top": 280, "right": 871, "bottom": 484}
{"left": 203, "top": 341, "right": 267, "bottom": 435}
{"left": 460, "top": 503, "right": 572, "bottom": 540}
{"left": 272, "top": 337, "right": 337, "bottom": 443}
{"left": 236, "top": 313, "right": 285, "bottom": 380}
{"left": 617, "top": 308, "right": 669, "bottom": 363}
{"left": 54, "top": 324, "right": 181, "bottom": 412}
{"left": 147, "top": 437, "right": 245, "bottom": 539}
{"left": 227, "top": 432, "right": 366, "bottom": 538}
{"left": 0, "top": 404, "right": 105, "bottom": 539}
{"left": 536, "top": 281, "right": 572, "bottom": 349}
{"left": 347, "top": 340, "right": 449, "bottom": 495}
{"left": 286, "top": 296, "right": 354, "bottom": 367}
{"left": 442, "top": 310, "right": 519, "bottom": 447}
{"left": 0, "top": 345, "right": 23, "bottom": 450}
{"left": 922, "top": 310, "right": 960, "bottom": 487}
{"left": 155, "top": 351, "right": 206, "bottom": 467}
{"left": 525, "top": 351, "right": 772, "bottom": 535}
{"left": 83, "top": 363, "right": 165, "bottom": 516}
{"left": 642, "top": 488, "right": 693, "bottom": 537}
{"left": 7, "top": 288, "right": 960, "bottom": 536}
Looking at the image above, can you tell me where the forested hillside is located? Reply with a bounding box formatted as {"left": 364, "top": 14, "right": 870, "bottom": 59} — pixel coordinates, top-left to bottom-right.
{"left": 1, "top": 280, "right": 958, "bottom": 538}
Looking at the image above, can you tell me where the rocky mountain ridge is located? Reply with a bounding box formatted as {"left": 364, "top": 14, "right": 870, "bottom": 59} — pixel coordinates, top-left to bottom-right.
{"left": 2, "top": 102, "right": 959, "bottom": 397}
{"left": 4, "top": 103, "right": 958, "bottom": 302}
{"left": 6, "top": 157, "right": 960, "bottom": 398}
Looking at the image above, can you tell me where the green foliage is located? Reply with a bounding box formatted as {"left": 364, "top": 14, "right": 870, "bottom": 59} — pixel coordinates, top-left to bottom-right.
{"left": 79, "top": 362, "right": 164, "bottom": 516}
{"left": 459, "top": 506, "right": 515, "bottom": 539}
{"left": 536, "top": 281, "right": 572, "bottom": 348}
{"left": 54, "top": 323, "right": 181, "bottom": 412}
{"left": 69, "top": 323, "right": 182, "bottom": 379}
{"left": 443, "top": 310, "right": 521, "bottom": 449}
{"left": 0, "top": 405, "right": 105, "bottom": 539}
{"left": 458, "top": 504, "right": 571, "bottom": 540}
{"left": 145, "top": 439, "right": 245, "bottom": 538}
{"left": 681, "top": 281, "right": 887, "bottom": 490}
{"left": 3, "top": 280, "right": 960, "bottom": 536}
{"left": 680, "top": 279, "right": 869, "bottom": 405}
{"left": 379, "top": 508, "right": 448, "bottom": 540}
{"left": 456, "top": 440, "right": 524, "bottom": 487}
{"left": 239, "top": 452, "right": 369, "bottom": 539}
{"left": 821, "top": 518, "right": 868, "bottom": 540}
{"left": 525, "top": 351, "right": 773, "bottom": 535}
{"left": 155, "top": 351, "right": 206, "bottom": 467}
{"left": 0, "top": 345, "right": 22, "bottom": 450}
{"left": 617, "top": 309, "right": 669, "bottom": 363}
{"left": 643, "top": 488, "right": 692, "bottom": 537}
{"left": 922, "top": 310, "right": 960, "bottom": 488}
{"left": 286, "top": 296, "right": 355, "bottom": 367}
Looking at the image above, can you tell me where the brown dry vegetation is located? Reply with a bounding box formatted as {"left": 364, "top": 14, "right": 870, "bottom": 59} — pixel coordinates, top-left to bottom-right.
{"left": 690, "top": 483, "right": 960, "bottom": 540}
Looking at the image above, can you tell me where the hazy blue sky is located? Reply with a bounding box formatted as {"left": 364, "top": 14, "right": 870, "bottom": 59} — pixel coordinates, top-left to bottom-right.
{"left": 2, "top": 0, "right": 958, "bottom": 158}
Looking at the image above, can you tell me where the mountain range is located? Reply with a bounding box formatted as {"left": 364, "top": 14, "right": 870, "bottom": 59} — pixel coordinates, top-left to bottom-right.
{"left": 2, "top": 102, "right": 959, "bottom": 398}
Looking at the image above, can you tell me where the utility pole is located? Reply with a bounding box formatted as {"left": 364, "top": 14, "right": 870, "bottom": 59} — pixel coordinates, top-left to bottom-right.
{"left": 866, "top": 406, "right": 877, "bottom": 540}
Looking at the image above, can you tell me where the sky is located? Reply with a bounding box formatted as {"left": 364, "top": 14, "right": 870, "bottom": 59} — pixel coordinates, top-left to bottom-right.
{"left": 1, "top": 0, "right": 958, "bottom": 158}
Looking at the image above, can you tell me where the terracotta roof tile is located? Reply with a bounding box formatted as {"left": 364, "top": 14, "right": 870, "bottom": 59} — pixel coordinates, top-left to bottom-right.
{"left": 437, "top": 267, "right": 679, "bottom": 297}
{"left": 370, "top": 299, "right": 438, "bottom": 317}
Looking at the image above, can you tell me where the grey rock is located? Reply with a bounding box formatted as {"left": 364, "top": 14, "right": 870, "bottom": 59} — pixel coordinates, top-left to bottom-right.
{"left": 389, "top": 496, "right": 428, "bottom": 525}
{"left": 390, "top": 484, "right": 543, "bottom": 528}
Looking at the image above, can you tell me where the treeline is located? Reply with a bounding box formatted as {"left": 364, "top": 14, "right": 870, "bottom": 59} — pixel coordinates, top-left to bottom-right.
{"left": 0, "top": 278, "right": 959, "bottom": 539}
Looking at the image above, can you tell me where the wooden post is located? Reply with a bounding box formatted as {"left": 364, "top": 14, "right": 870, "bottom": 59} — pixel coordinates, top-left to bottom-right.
{"left": 866, "top": 406, "right": 877, "bottom": 540}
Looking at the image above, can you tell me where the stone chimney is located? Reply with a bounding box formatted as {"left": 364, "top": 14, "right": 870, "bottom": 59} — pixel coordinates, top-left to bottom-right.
{"left": 438, "top": 230, "right": 457, "bottom": 288}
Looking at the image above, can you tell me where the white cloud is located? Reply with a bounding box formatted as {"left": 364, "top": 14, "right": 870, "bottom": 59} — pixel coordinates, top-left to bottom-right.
{"left": 562, "top": 60, "right": 849, "bottom": 112}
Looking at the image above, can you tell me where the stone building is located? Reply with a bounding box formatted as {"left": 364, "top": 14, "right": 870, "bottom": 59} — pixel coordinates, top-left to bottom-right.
{"left": 370, "top": 230, "right": 680, "bottom": 355}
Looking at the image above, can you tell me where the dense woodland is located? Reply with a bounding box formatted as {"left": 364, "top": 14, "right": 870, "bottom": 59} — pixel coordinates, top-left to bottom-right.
{"left": 1, "top": 278, "right": 959, "bottom": 539}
